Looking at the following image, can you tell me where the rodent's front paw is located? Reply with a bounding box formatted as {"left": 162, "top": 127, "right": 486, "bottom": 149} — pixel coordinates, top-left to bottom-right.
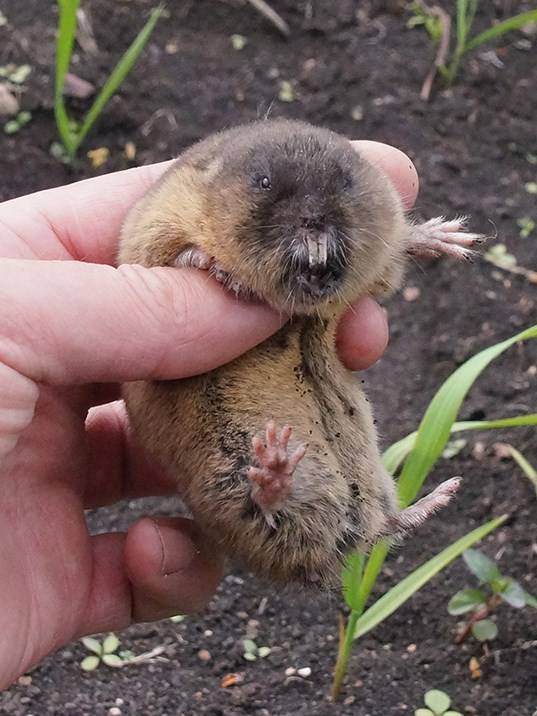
{"left": 409, "top": 216, "right": 485, "bottom": 261}
{"left": 247, "top": 421, "right": 308, "bottom": 527}
{"left": 174, "top": 246, "right": 253, "bottom": 298}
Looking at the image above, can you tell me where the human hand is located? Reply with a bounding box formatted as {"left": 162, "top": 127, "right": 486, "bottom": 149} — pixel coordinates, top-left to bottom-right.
{"left": 0, "top": 141, "right": 418, "bottom": 689}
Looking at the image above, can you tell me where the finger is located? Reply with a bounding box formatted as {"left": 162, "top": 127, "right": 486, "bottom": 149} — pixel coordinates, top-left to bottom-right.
{"left": 0, "top": 162, "right": 172, "bottom": 263}
{"left": 84, "top": 401, "right": 178, "bottom": 508}
{"left": 1, "top": 259, "right": 283, "bottom": 385}
{"left": 351, "top": 140, "right": 419, "bottom": 209}
{"left": 76, "top": 518, "right": 223, "bottom": 636}
{"left": 336, "top": 297, "right": 389, "bottom": 371}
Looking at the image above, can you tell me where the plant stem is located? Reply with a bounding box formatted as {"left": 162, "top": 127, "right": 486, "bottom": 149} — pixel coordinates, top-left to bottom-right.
{"left": 331, "top": 610, "right": 360, "bottom": 700}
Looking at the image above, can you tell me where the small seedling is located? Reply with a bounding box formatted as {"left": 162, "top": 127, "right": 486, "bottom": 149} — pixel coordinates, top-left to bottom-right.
{"left": 230, "top": 34, "right": 248, "bottom": 51}
{"left": 484, "top": 244, "right": 537, "bottom": 284}
{"left": 278, "top": 80, "right": 295, "bottom": 102}
{"left": 415, "top": 689, "right": 462, "bottom": 716}
{"left": 54, "top": 1, "right": 163, "bottom": 160}
{"left": 4, "top": 110, "right": 32, "bottom": 135}
{"left": 442, "top": 438, "right": 467, "bottom": 459}
{"left": 408, "top": 1, "right": 537, "bottom": 96}
{"left": 80, "top": 633, "right": 133, "bottom": 671}
{"left": 517, "top": 217, "right": 535, "bottom": 239}
{"left": 448, "top": 548, "right": 537, "bottom": 643}
{"left": 170, "top": 614, "right": 186, "bottom": 623}
{"left": 0, "top": 63, "right": 32, "bottom": 84}
{"left": 242, "top": 639, "right": 271, "bottom": 661}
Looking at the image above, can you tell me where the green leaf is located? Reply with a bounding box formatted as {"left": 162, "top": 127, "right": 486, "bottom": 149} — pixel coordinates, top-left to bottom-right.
{"left": 73, "top": 5, "right": 163, "bottom": 153}
{"left": 81, "top": 637, "right": 102, "bottom": 655}
{"left": 490, "top": 576, "right": 509, "bottom": 593}
{"left": 463, "top": 549, "right": 501, "bottom": 584}
{"left": 242, "top": 639, "right": 257, "bottom": 654}
{"left": 397, "top": 324, "right": 537, "bottom": 509}
{"left": 383, "top": 413, "right": 537, "bottom": 477}
{"left": 170, "top": 614, "right": 185, "bottom": 623}
{"left": 445, "top": 712, "right": 463, "bottom": 716}
{"left": 257, "top": 646, "right": 271, "bottom": 658}
{"left": 498, "top": 579, "right": 528, "bottom": 608}
{"left": 456, "top": 0, "right": 469, "bottom": 49}
{"left": 472, "top": 619, "right": 498, "bottom": 641}
{"left": 415, "top": 710, "right": 434, "bottom": 716}
{"left": 243, "top": 652, "right": 257, "bottom": 661}
{"left": 465, "top": 10, "right": 537, "bottom": 53}
{"left": 448, "top": 588, "right": 487, "bottom": 615}
{"left": 425, "top": 689, "right": 451, "bottom": 714}
{"left": 102, "top": 653, "right": 124, "bottom": 668}
{"left": 354, "top": 516, "right": 506, "bottom": 640}
{"left": 80, "top": 655, "right": 100, "bottom": 671}
{"left": 102, "top": 633, "right": 120, "bottom": 654}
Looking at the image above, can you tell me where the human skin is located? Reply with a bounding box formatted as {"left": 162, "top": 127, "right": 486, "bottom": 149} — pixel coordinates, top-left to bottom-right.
{"left": 0, "top": 140, "right": 418, "bottom": 690}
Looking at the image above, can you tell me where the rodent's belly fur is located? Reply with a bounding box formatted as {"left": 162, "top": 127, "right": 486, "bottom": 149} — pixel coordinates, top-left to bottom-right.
{"left": 124, "top": 316, "right": 397, "bottom": 585}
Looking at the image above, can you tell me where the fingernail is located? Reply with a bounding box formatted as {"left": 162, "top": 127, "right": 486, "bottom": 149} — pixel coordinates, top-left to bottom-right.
{"left": 149, "top": 518, "right": 198, "bottom": 576}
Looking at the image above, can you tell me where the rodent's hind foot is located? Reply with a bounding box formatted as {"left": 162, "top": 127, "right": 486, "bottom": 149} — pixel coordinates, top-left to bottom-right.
{"left": 408, "top": 217, "right": 484, "bottom": 262}
{"left": 247, "top": 421, "right": 308, "bottom": 526}
{"left": 385, "top": 476, "right": 461, "bottom": 537}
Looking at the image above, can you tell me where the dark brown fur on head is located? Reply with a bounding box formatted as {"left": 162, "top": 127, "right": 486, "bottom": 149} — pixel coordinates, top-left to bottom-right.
{"left": 120, "top": 119, "right": 407, "bottom": 313}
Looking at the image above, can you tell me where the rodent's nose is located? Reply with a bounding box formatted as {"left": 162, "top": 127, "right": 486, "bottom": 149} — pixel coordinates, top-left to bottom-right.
{"left": 300, "top": 214, "right": 326, "bottom": 230}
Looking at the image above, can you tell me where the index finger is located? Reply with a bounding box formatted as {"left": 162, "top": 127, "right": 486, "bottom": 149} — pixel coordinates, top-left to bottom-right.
{"left": 0, "top": 141, "right": 418, "bottom": 265}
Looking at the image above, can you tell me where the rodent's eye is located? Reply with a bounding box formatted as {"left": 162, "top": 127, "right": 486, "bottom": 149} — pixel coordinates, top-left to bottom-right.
{"left": 343, "top": 174, "right": 353, "bottom": 190}
{"left": 259, "top": 176, "right": 272, "bottom": 190}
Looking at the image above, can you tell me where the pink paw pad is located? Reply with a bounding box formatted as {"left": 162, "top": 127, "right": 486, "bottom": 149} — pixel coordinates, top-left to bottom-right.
{"left": 247, "top": 421, "right": 307, "bottom": 520}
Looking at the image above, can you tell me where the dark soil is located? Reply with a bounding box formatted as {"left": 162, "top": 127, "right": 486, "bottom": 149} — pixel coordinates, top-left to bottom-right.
{"left": 1, "top": 1, "right": 536, "bottom": 714}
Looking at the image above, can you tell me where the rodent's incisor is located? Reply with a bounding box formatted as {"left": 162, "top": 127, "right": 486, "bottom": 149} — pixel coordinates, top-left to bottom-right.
{"left": 119, "top": 119, "right": 480, "bottom": 587}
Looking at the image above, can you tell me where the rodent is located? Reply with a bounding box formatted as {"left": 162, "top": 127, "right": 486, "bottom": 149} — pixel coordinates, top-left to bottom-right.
{"left": 118, "top": 119, "right": 480, "bottom": 588}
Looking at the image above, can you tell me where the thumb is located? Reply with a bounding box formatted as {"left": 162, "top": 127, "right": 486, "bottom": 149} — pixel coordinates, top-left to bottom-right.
{"left": 0, "top": 258, "right": 284, "bottom": 385}
{"left": 125, "top": 517, "right": 224, "bottom": 621}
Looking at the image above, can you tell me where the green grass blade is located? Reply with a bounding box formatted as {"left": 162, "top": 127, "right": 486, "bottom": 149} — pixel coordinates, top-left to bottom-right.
{"left": 353, "top": 515, "right": 507, "bottom": 639}
{"left": 397, "top": 325, "right": 537, "bottom": 508}
{"left": 465, "top": 10, "right": 537, "bottom": 53}
{"left": 72, "top": 4, "right": 163, "bottom": 152}
{"left": 342, "top": 552, "right": 365, "bottom": 611}
{"left": 383, "top": 413, "right": 537, "bottom": 476}
{"left": 54, "top": 0, "right": 80, "bottom": 154}
{"left": 509, "top": 447, "right": 537, "bottom": 495}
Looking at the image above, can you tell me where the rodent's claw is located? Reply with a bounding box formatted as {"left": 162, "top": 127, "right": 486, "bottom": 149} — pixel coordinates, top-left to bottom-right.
{"left": 248, "top": 422, "right": 308, "bottom": 515}
{"left": 409, "top": 217, "right": 485, "bottom": 261}
{"left": 174, "top": 246, "right": 212, "bottom": 270}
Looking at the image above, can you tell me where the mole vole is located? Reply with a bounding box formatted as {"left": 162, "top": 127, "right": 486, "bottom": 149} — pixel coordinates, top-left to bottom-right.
{"left": 119, "top": 119, "right": 481, "bottom": 587}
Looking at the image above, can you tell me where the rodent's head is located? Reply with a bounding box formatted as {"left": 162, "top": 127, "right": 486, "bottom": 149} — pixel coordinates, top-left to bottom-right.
{"left": 202, "top": 119, "right": 405, "bottom": 315}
